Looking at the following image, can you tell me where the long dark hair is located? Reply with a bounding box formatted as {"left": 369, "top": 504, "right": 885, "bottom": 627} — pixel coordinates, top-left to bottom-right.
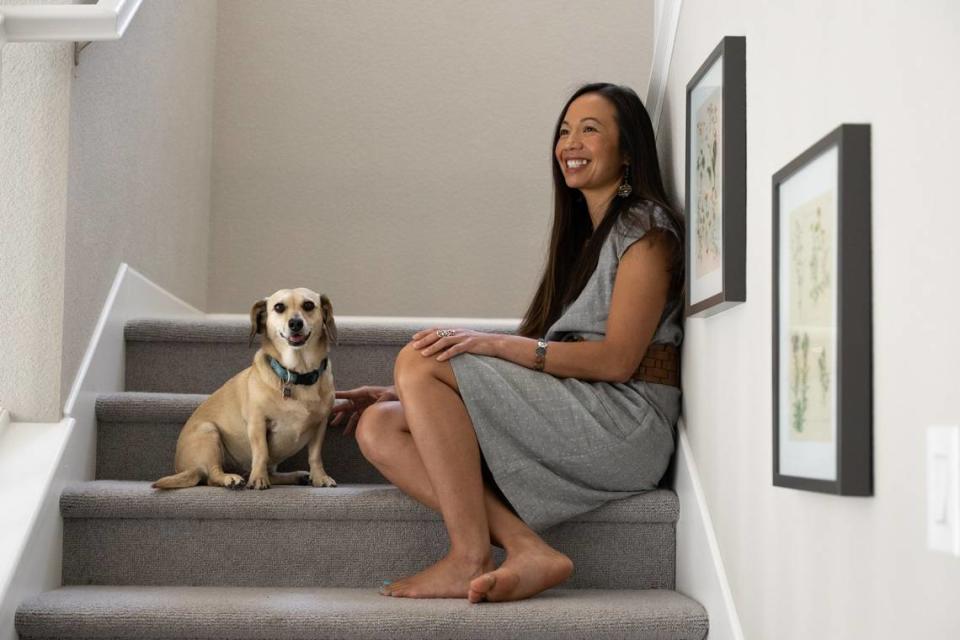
{"left": 517, "top": 82, "right": 685, "bottom": 339}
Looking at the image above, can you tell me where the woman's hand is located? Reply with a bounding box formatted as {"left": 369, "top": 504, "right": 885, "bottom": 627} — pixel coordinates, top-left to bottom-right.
{"left": 329, "top": 385, "right": 398, "bottom": 438}
{"left": 411, "top": 328, "right": 501, "bottom": 361}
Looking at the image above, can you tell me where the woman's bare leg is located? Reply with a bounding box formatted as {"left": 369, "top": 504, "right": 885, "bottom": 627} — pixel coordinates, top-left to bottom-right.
{"left": 353, "top": 344, "right": 573, "bottom": 601}
{"left": 357, "top": 401, "right": 547, "bottom": 551}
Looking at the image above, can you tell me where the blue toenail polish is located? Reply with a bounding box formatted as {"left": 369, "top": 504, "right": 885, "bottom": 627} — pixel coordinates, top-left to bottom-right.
{"left": 383, "top": 580, "right": 392, "bottom": 584}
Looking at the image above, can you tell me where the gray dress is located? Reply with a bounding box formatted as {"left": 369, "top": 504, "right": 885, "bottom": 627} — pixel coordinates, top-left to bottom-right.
{"left": 449, "top": 201, "right": 684, "bottom": 533}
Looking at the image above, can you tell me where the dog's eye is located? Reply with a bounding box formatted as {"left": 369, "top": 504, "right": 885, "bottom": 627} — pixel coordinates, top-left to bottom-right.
{"left": 273, "top": 303, "right": 286, "bottom": 313}
{"left": 303, "top": 301, "right": 315, "bottom": 311}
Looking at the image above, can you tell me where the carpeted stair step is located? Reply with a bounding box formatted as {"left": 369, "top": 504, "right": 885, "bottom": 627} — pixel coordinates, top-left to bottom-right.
{"left": 124, "top": 317, "right": 519, "bottom": 394}
{"left": 61, "top": 481, "right": 679, "bottom": 591}
{"left": 95, "top": 392, "right": 385, "bottom": 483}
{"left": 15, "top": 585, "right": 708, "bottom": 640}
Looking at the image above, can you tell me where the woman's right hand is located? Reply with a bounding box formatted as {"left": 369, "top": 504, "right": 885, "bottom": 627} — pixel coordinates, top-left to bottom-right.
{"left": 329, "top": 385, "right": 399, "bottom": 438}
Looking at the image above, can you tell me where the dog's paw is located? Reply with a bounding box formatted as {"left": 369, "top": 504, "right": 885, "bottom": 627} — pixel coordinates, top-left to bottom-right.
{"left": 296, "top": 471, "right": 313, "bottom": 486}
{"left": 224, "top": 474, "right": 245, "bottom": 490}
{"left": 246, "top": 474, "right": 271, "bottom": 490}
{"left": 310, "top": 473, "right": 337, "bottom": 488}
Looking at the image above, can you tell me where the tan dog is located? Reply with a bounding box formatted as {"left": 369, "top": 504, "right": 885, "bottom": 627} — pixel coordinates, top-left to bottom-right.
{"left": 152, "top": 288, "right": 338, "bottom": 490}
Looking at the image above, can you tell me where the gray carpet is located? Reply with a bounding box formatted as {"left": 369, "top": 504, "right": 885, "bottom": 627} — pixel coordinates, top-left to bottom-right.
{"left": 15, "top": 317, "right": 708, "bottom": 639}
{"left": 17, "top": 586, "right": 709, "bottom": 640}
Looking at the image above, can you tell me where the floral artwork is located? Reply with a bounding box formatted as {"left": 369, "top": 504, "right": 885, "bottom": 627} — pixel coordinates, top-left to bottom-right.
{"left": 773, "top": 124, "right": 872, "bottom": 494}
{"left": 786, "top": 189, "right": 836, "bottom": 443}
{"left": 694, "top": 87, "right": 722, "bottom": 278}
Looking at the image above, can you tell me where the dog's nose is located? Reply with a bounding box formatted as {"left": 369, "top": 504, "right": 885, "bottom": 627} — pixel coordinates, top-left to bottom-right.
{"left": 288, "top": 317, "right": 304, "bottom": 332}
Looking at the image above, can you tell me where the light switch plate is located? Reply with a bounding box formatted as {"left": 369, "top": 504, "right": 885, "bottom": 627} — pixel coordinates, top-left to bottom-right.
{"left": 927, "top": 425, "right": 960, "bottom": 555}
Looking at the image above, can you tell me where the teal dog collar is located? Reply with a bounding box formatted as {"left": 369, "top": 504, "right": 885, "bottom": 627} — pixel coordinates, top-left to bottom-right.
{"left": 267, "top": 355, "right": 328, "bottom": 387}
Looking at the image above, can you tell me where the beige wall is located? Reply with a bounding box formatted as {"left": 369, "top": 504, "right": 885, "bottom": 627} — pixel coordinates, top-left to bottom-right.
{"left": 208, "top": 0, "right": 655, "bottom": 316}
{"left": 0, "top": 1, "right": 72, "bottom": 422}
{"left": 60, "top": 0, "right": 217, "bottom": 404}
{"left": 658, "top": 1, "right": 960, "bottom": 638}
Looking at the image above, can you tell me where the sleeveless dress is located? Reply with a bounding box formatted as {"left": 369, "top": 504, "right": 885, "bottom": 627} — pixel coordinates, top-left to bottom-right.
{"left": 448, "top": 201, "right": 685, "bottom": 533}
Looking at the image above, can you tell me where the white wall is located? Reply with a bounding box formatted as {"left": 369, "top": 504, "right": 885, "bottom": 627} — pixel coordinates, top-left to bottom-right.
{"left": 208, "top": 0, "right": 655, "bottom": 317}
{"left": 0, "top": 0, "right": 216, "bottom": 421}
{"left": 658, "top": 1, "right": 960, "bottom": 638}
{"left": 60, "top": 0, "right": 217, "bottom": 406}
{"left": 0, "top": 0, "right": 72, "bottom": 422}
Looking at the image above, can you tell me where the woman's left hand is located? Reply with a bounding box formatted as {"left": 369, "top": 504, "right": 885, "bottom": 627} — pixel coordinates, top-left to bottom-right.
{"left": 411, "top": 328, "right": 501, "bottom": 361}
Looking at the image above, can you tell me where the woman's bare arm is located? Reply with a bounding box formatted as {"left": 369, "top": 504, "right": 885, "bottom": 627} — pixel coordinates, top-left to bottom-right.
{"left": 494, "top": 231, "right": 673, "bottom": 383}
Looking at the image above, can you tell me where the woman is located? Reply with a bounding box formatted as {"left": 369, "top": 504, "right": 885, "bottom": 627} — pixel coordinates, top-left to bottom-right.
{"left": 329, "top": 82, "right": 685, "bottom": 603}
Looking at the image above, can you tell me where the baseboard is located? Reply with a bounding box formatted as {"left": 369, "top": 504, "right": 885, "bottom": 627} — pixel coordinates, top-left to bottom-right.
{"left": 0, "top": 417, "right": 74, "bottom": 640}
{"left": 63, "top": 263, "right": 202, "bottom": 416}
{"left": 674, "top": 416, "right": 745, "bottom": 640}
{"left": 0, "top": 263, "right": 202, "bottom": 640}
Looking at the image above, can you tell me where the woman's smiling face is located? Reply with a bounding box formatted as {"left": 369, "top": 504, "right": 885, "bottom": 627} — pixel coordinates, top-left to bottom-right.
{"left": 555, "top": 92, "right": 625, "bottom": 194}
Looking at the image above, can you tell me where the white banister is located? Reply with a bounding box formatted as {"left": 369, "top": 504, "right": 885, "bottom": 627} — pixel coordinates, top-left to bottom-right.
{"left": 0, "top": 0, "right": 142, "bottom": 44}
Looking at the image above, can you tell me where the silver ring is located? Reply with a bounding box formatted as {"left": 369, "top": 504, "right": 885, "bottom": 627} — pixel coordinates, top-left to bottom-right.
{"left": 436, "top": 329, "right": 456, "bottom": 338}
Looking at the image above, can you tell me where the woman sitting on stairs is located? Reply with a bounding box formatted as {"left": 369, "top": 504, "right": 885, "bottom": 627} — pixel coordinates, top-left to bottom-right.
{"left": 329, "top": 82, "right": 686, "bottom": 604}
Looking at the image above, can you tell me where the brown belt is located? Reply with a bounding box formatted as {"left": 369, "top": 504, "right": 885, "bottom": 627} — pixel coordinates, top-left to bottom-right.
{"left": 631, "top": 342, "right": 681, "bottom": 388}
{"left": 560, "top": 335, "right": 681, "bottom": 388}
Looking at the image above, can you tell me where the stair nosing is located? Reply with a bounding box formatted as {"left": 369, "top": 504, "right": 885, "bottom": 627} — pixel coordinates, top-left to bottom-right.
{"left": 60, "top": 480, "right": 679, "bottom": 524}
{"left": 125, "top": 317, "right": 521, "bottom": 345}
{"left": 16, "top": 585, "right": 708, "bottom": 640}
{"left": 96, "top": 391, "right": 210, "bottom": 422}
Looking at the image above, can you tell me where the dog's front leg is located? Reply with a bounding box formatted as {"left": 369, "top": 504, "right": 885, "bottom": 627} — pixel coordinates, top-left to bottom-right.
{"left": 246, "top": 412, "right": 271, "bottom": 490}
{"left": 307, "top": 422, "right": 337, "bottom": 487}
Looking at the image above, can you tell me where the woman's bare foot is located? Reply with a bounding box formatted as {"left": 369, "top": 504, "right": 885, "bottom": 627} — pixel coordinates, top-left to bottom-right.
{"left": 467, "top": 541, "right": 573, "bottom": 603}
{"left": 380, "top": 552, "right": 497, "bottom": 599}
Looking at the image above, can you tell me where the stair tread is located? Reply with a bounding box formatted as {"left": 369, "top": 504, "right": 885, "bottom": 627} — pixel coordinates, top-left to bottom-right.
{"left": 97, "top": 391, "right": 209, "bottom": 422}
{"left": 61, "top": 480, "right": 679, "bottom": 523}
{"left": 17, "top": 585, "right": 708, "bottom": 640}
{"left": 125, "top": 316, "right": 520, "bottom": 345}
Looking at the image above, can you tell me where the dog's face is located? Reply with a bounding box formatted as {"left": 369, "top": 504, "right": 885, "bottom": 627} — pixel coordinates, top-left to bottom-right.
{"left": 248, "top": 288, "right": 337, "bottom": 350}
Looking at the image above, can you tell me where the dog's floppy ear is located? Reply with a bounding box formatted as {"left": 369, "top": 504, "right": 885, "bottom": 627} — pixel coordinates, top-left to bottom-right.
{"left": 320, "top": 294, "right": 337, "bottom": 347}
{"left": 248, "top": 298, "right": 268, "bottom": 348}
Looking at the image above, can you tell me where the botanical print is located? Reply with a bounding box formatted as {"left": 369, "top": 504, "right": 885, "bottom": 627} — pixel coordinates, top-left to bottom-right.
{"left": 694, "top": 86, "right": 722, "bottom": 278}
{"left": 787, "top": 189, "right": 836, "bottom": 443}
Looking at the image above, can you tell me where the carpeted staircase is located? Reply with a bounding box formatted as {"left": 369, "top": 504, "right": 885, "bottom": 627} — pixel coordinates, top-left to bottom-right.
{"left": 15, "top": 316, "right": 708, "bottom": 639}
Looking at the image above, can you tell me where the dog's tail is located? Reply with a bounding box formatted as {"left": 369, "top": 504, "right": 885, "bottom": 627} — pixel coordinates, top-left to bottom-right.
{"left": 151, "top": 469, "right": 203, "bottom": 490}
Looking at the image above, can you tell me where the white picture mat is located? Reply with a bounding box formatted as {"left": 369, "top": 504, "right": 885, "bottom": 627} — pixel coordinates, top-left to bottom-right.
{"left": 777, "top": 144, "right": 839, "bottom": 481}
{"left": 688, "top": 56, "right": 724, "bottom": 305}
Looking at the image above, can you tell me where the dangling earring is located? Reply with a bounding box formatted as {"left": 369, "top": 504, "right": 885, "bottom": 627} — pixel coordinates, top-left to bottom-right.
{"left": 617, "top": 163, "right": 633, "bottom": 198}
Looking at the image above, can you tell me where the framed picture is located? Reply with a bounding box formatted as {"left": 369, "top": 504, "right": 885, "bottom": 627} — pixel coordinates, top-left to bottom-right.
{"left": 684, "top": 35, "right": 746, "bottom": 317}
{"left": 772, "top": 124, "right": 873, "bottom": 496}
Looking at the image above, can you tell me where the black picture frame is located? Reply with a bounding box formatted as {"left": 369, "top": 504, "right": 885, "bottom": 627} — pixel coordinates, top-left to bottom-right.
{"left": 684, "top": 35, "right": 746, "bottom": 318}
{"left": 772, "top": 124, "right": 873, "bottom": 496}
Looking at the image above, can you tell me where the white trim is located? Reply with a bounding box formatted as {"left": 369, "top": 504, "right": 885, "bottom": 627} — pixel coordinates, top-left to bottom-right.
{"left": 0, "top": 264, "right": 202, "bottom": 640}
{"left": 674, "top": 416, "right": 746, "bottom": 640}
{"left": 63, "top": 263, "right": 202, "bottom": 416}
{"left": 0, "top": 416, "right": 73, "bottom": 640}
{"left": 0, "top": 408, "right": 9, "bottom": 436}
{"left": 647, "top": 0, "right": 683, "bottom": 132}
{"left": 0, "top": 0, "right": 142, "bottom": 43}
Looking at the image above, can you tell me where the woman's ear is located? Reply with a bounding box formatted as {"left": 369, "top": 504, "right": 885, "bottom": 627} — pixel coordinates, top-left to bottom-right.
{"left": 248, "top": 298, "right": 267, "bottom": 348}
{"left": 320, "top": 294, "right": 337, "bottom": 347}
